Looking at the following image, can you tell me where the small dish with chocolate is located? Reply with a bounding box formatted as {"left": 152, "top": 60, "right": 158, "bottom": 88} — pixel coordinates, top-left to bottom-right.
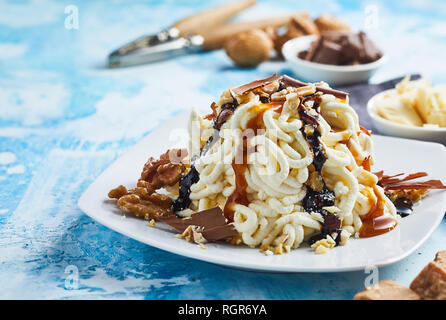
{"left": 282, "top": 31, "right": 386, "bottom": 85}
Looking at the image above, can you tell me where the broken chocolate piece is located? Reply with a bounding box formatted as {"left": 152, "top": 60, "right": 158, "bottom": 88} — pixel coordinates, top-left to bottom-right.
{"left": 160, "top": 207, "right": 238, "bottom": 242}
{"left": 161, "top": 207, "right": 227, "bottom": 232}
{"left": 202, "top": 224, "right": 238, "bottom": 242}
{"left": 359, "top": 31, "right": 382, "bottom": 63}
{"left": 304, "top": 36, "right": 323, "bottom": 61}
{"left": 311, "top": 40, "right": 343, "bottom": 65}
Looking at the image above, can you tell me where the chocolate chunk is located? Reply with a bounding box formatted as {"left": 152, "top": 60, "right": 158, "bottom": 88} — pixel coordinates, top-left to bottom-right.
{"left": 202, "top": 224, "right": 238, "bottom": 242}
{"left": 304, "top": 36, "right": 323, "bottom": 61}
{"left": 161, "top": 206, "right": 227, "bottom": 232}
{"left": 312, "top": 40, "right": 343, "bottom": 65}
{"left": 359, "top": 31, "right": 382, "bottom": 63}
{"left": 340, "top": 32, "right": 362, "bottom": 63}
{"left": 160, "top": 207, "right": 237, "bottom": 242}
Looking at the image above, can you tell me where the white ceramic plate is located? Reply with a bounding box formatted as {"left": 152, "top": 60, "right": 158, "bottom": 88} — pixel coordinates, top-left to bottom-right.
{"left": 78, "top": 111, "right": 446, "bottom": 273}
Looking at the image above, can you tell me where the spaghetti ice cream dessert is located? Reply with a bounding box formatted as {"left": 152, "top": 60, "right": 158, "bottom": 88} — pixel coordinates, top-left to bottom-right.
{"left": 108, "top": 75, "right": 444, "bottom": 255}
{"left": 175, "top": 74, "right": 397, "bottom": 254}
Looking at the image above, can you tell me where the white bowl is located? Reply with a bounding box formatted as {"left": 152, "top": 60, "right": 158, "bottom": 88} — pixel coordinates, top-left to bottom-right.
{"left": 281, "top": 35, "right": 387, "bottom": 86}
{"left": 367, "top": 89, "right": 446, "bottom": 144}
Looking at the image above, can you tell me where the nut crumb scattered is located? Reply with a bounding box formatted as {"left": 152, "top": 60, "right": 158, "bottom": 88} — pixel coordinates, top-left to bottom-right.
{"left": 311, "top": 235, "right": 336, "bottom": 254}
{"left": 148, "top": 219, "right": 156, "bottom": 227}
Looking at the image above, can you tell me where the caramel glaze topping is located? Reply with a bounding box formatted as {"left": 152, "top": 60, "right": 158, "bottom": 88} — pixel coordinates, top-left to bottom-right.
{"left": 223, "top": 103, "right": 282, "bottom": 222}
{"left": 359, "top": 186, "right": 398, "bottom": 238}
{"left": 337, "top": 126, "right": 397, "bottom": 237}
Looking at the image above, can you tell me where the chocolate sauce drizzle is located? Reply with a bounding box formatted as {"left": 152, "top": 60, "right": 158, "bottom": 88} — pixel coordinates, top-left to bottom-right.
{"left": 296, "top": 92, "right": 342, "bottom": 245}
{"left": 298, "top": 94, "right": 327, "bottom": 172}
{"left": 393, "top": 197, "right": 413, "bottom": 217}
{"left": 172, "top": 166, "right": 199, "bottom": 212}
{"left": 213, "top": 100, "right": 239, "bottom": 130}
{"left": 173, "top": 100, "right": 239, "bottom": 213}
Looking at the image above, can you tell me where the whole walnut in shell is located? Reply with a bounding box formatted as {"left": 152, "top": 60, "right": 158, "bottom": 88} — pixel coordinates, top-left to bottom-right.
{"left": 273, "top": 14, "right": 319, "bottom": 57}
{"left": 224, "top": 29, "right": 273, "bottom": 68}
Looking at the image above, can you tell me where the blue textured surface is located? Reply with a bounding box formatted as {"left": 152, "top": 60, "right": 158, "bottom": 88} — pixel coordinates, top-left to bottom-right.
{"left": 1, "top": 0, "right": 445, "bottom": 299}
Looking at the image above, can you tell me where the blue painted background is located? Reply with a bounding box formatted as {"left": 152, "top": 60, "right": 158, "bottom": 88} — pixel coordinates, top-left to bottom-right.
{"left": 0, "top": 0, "right": 445, "bottom": 299}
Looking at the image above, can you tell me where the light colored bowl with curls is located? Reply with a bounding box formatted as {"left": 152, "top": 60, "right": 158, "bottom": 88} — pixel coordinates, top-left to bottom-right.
{"left": 367, "top": 89, "right": 446, "bottom": 145}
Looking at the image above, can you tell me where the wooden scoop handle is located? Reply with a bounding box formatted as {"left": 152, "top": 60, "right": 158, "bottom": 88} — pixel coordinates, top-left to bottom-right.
{"left": 173, "top": 0, "right": 256, "bottom": 37}
{"left": 201, "top": 15, "right": 293, "bottom": 50}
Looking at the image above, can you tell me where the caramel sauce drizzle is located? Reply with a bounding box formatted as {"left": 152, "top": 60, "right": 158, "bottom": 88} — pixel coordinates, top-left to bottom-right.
{"left": 223, "top": 103, "right": 282, "bottom": 222}
{"left": 359, "top": 186, "right": 398, "bottom": 238}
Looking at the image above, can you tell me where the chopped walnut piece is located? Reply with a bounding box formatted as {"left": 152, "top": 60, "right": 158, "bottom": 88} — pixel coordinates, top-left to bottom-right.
{"left": 108, "top": 185, "right": 128, "bottom": 199}
{"left": 270, "top": 89, "right": 288, "bottom": 102}
{"left": 128, "top": 186, "right": 154, "bottom": 200}
{"left": 227, "top": 233, "right": 243, "bottom": 246}
{"left": 178, "top": 225, "right": 208, "bottom": 244}
{"left": 311, "top": 235, "right": 336, "bottom": 254}
{"left": 273, "top": 13, "right": 318, "bottom": 56}
{"left": 140, "top": 149, "right": 186, "bottom": 190}
{"left": 261, "top": 81, "right": 280, "bottom": 94}
{"left": 146, "top": 192, "right": 171, "bottom": 207}
{"left": 157, "top": 162, "right": 184, "bottom": 186}
{"left": 117, "top": 193, "right": 172, "bottom": 220}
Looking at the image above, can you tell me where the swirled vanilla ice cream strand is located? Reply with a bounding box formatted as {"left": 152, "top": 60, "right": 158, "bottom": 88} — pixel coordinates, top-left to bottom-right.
{"left": 170, "top": 74, "right": 398, "bottom": 254}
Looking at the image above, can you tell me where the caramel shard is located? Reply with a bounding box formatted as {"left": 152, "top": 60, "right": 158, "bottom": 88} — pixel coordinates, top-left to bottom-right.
{"left": 281, "top": 75, "right": 348, "bottom": 100}
{"left": 354, "top": 280, "right": 421, "bottom": 300}
{"left": 410, "top": 251, "right": 446, "bottom": 300}
{"left": 232, "top": 74, "right": 282, "bottom": 96}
